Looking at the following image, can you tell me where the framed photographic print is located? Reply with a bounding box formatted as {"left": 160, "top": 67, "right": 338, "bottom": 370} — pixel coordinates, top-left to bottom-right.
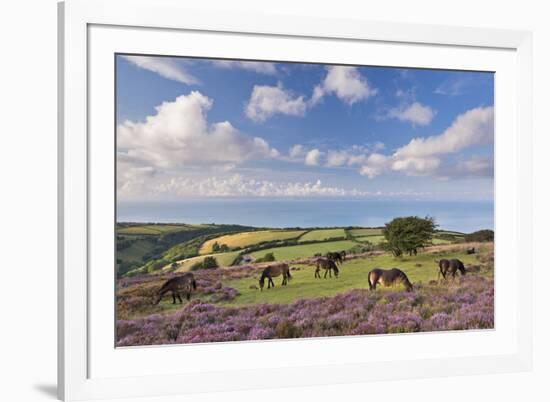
{"left": 58, "top": 0, "right": 533, "bottom": 400}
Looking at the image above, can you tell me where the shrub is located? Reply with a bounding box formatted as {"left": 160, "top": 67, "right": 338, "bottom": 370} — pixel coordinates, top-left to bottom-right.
{"left": 190, "top": 256, "right": 219, "bottom": 271}
{"left": 202, "top": 256, "right": 219, "bottom": 269}
{"left": 255, "top": 252, "right": 275, "bottom": 263}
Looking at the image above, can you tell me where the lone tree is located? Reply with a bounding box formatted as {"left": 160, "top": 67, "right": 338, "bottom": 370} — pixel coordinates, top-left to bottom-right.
{"left": 382, "top": 216, "right": 437, "bottom": 257}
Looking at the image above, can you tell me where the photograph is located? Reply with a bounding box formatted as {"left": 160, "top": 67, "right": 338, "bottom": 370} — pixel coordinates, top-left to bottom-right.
{"left": 115, "top": 55, "right": 495, "bottom": 347}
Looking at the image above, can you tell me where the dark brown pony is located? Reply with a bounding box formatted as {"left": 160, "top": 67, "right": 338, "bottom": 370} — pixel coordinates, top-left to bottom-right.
{"left": 259, "top": 263, "right": 291, "bottom": 291}
{"left": 325, "top": 251, "right": 344, "bottom": 265}
{"left": 465, "top": 247, "right": 476, "bottom": 255}
{"left": 153, "top": 272, "right": 197, "bottom": 304}
{"left": 436, "top": 258, "right": 466, "bottom": 280}
{"left": 315, "top": 258, "right": 339, "bottom": 279}
{"left": 340, "top": 250, "right": 347, "bottom": 261}
{"left": 368, "top": 268, "right": 413, "bottom": 292}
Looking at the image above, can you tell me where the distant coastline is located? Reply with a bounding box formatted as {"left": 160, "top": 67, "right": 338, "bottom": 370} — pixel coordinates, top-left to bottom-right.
{"left": 117, "top": 198, "right": 494, "bottom": 233}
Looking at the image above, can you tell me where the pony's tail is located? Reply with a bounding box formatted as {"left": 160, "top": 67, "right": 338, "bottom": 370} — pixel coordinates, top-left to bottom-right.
{"left": 192, "top": 279, "right": 197, "bottom": 290}
{"left": 367, "top": 271, "right": 374, "bottom": 289}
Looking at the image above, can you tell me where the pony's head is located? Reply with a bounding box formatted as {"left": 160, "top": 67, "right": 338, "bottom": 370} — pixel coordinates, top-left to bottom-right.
{"left": 152, "top": 292, "right": 162, "bottom": 305}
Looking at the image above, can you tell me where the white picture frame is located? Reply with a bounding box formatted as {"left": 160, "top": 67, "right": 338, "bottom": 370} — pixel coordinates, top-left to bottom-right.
{"left": 58, "top": 0, "right": 533, "bottom": 400}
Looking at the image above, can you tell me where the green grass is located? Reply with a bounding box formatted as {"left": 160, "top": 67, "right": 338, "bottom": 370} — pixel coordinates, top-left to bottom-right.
{"left": 117, "top": 239, "right": 156, "bottom": 262}
{"left": 117, "top": 224, "right": 196, "bottom": 235}
{"left": 171, "top": 251, "right": 242, "bottom": 272}
{"left": 298, "top": 228, "right": 346, "bottom": 242}
{"left": 355, "top": 235, "right": 385, "bottom": 244}
{"left": 200, "top": 230, "right": 306, "bottom": 254}
{"left": 249, "top": 240, "right": 357, "bottom": 261}
{"left": 225, "top": 250, "right": 484, "bottom": 306}
{"left": 349, "top": 228, "right": 383, "bottom": 237}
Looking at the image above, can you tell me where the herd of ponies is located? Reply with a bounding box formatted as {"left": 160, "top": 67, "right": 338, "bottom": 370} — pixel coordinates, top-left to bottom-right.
{"left": 152, "top": 248, "right": 474, "bottom": 305}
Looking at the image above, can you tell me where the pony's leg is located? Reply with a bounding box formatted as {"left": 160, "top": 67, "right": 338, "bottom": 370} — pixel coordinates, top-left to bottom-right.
{"left": 177, "top": 292, "right": 183, "bottom": 303}
{"left": 269, "top": 277, "right": 275, "bottom": 288}
{"left": 171, "top": 291, "right": 177, "bottom": 304}
{"left": 324, "top": 269, "right": 328, "bottom": 279}
{"left": 186, "top": 292, "right": 191, "bottom": 301}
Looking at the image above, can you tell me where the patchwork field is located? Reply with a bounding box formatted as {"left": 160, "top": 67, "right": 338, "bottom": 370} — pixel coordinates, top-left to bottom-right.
{"left": 249, "top": 240, "right": 358, "bottom": 261}
{"left": 200, "top": 230, "right": 306, "bottom": 254}
{"left": 298, "top": 228, "right": 346, "bottom": 242}
{"left": 117, "top": 224, "right": 198, "bottom": 235}
{"left": 170, "top": 251, "right": 241, "bottom": 272}
{"left": 355, "top": 235, "right": 385, "bottom": 244}
{"left": 349, "top": 228, "right": 383, "bottom": 237}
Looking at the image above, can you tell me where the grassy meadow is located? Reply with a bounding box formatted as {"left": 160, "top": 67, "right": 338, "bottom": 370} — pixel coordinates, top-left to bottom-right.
{"left": 170, "top": 251, "right": 241, "bottom": 272}
{"left": 298, "top": 228, "right": 346, "bottom": 242}
{"left": 225, "top": 248, "right": 486, "bottom": 305}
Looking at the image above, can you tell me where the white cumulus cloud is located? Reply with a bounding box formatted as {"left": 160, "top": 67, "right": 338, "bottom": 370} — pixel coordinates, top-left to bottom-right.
{"left": 394, "top": 106, "right": 494, "bottom": 159}
{"left": 121, "top": 55, "right": 199, "bottom": 85}
{"left": 288, "top": 144, "right": 306, "bottom": 159}
{"left": 311, "top": 66, "right": 377, "bottom": 106}
{"left": 305, "top": 149, "right": 323, "bottom": 166}
{"left": 359, "top": 106, "right": 494, "bottom": 178}
{"left": 156, "top": 174, "right": 372, "bottom": 198}
{"left": 245, "top": 83, "right": 308, "bottom": 122}
{"left": 388, "top": 101, "right": 436, "bottom": 126}
{"left": 117, "top": 91, "right": 278, "bottom": 170}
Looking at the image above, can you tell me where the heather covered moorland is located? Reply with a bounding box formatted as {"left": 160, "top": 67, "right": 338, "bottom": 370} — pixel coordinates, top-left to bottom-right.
{"left": 116, "top": 224, "right": 494, "bottom": 346}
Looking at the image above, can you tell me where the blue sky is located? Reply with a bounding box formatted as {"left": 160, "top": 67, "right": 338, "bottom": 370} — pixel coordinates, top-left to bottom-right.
{"left": 116, "top": 55, "right": 494, "bottom": 202}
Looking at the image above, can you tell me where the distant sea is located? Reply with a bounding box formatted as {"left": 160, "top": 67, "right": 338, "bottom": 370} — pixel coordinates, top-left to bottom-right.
{"left": 117, "top": 199, "right": 494, "bottom": 233}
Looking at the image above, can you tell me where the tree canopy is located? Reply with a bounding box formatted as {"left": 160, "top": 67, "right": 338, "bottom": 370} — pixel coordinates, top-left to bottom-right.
{"left": 382, "top": 216, "right": 437, "bottom": 257}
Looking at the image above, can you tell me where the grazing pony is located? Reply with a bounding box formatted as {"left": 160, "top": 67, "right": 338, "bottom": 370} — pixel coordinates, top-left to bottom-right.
{"left": 315, "top": 258, "right": 340, "bottom": 279}
{"left": 466, "top": 247, "right": 476, "bottom": 255}
{"left": 436, "top": 258, "right": 466, "bottom": 280}
{"left": 259, "top": 263, "right": 291, "bottom": 291}
{"left": 368, "top": 268, "right": 413, "bottom": 292}
{"left": 153, "top": 272, "right": 197, "bottom": 305}
{"left": 325, "top": 251, "right": 344, "bottom": 265}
